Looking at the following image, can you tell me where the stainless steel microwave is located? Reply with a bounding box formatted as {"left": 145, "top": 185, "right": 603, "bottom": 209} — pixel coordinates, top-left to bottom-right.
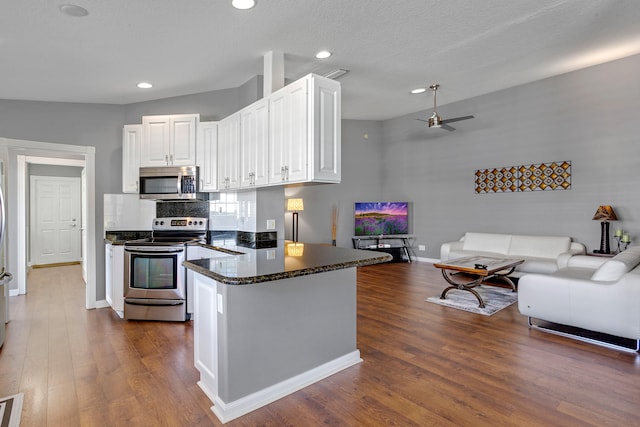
{"left": 139, "top": 166, "right": 199, "bottom": 200}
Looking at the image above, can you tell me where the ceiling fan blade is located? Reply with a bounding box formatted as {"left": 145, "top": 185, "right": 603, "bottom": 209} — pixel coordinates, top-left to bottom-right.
{"left": 441, "top": 115, "right": 475, "bottom": 124}
{"left": 441, "top": 124, "right": 456, "bottom": 131}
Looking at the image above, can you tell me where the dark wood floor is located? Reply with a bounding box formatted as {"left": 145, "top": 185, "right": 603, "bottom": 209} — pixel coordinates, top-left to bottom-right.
{"left": 1, "top": 262, "right": 638, "bottom": 426}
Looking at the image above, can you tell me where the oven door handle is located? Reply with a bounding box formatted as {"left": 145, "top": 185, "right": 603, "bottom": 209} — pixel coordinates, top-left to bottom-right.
{"left": 125, "top": 247, "right": 185, "bottom": 254}
{"left": 125, "top": 299, "right": 184, "bottom": 306}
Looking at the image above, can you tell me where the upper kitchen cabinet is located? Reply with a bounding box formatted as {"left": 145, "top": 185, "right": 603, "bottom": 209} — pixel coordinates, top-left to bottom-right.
{"left": 197, "top": 121, "right": 218, "bottom": 192}
{"left": 141, "top": 114, "right": 199, "bottom": 167}
{"left": 240, "top": 98, "right": 269, "bottom": 188}
{"left": 269, "top": 74, "right": 341, "bottom": 185}
{"left": 218, "top": 112, "right": 241, "bottom": 190}
{"left": 122, "top": 124, "right": 142, "bottom": 193}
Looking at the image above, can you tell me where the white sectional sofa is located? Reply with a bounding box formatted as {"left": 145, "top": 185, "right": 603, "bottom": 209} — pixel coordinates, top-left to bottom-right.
{"left": 518, "top": 247, "right": 640, "bottom": 349}
{"left": 440, "top": 232, "right": 586, "bottom": 276}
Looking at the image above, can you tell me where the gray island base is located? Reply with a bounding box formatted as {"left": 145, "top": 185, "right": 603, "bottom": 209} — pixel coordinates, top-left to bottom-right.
{"left": 184, "top": 242, "right": 391, "bottom": 423}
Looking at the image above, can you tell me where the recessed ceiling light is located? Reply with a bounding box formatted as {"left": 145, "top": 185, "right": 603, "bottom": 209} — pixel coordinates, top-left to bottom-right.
{"left": 232, "top": 0, "right": 256, "bottom": 10}
{"left": 59, "top": 4, "right": 89, "bottom": 17}
{"left": 315, "top": 50, "right": 332, "bottom": 59}
{"left": 411, "top": 87, "right": 427, "bottom": 94}
{"left": 137, "top": 82, "right": 153, "bottom": 89}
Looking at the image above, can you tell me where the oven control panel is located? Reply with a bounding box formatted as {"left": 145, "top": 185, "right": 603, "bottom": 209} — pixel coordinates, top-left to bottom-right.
{"left": 153, "top": 217, "right": 208, "bottom": 231}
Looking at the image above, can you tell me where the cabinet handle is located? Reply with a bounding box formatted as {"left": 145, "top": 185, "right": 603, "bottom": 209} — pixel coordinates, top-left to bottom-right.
{"left": 170, "top": 154, "right": 174, "bottom": 164}
{"left": 284, "top": 165, "right": 289, "bottom": 181}
{"left": 165, "top": 154, "right": 169, "bottom": 165}
{"left": 135, "top": 180, "right": 138, "bottom": 192}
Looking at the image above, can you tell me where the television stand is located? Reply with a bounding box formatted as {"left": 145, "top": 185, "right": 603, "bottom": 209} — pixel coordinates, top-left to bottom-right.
{"left": 352, "top": 235, "right": 413, "bottom": 262}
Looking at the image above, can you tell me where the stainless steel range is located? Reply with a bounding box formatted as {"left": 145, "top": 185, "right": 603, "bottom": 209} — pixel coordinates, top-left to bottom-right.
{"left": 124, "top": 217, "right": 208, "bottom": 321}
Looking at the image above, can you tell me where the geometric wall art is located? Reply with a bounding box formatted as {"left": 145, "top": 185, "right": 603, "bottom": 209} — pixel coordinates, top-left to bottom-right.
{"left": 475, "top": 160, "right": 571, "bottom": 194}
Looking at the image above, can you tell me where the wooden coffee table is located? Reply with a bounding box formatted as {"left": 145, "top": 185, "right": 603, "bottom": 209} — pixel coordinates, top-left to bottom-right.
{"left": 433, "top": 256, "right": 524, "bottom": 308}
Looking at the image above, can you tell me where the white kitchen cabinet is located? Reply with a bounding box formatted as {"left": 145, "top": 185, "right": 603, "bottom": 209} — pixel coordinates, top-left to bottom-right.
{"left": 122, "top": 124, "right": 142, "bottom": 193}
{"left": 268, "top": 74, "right": 341, "bottom": 185}
{"left": 186, "top": 245, "right": 231, "bottom": 314}
{"left": 105, "top": 242, "right": 124, "bottom": 317}
{"left": 217, "top": 112, "right": 241, "bottom": 190}
{"left": 141, "top": 114, "right": 199, "bottom": 167}
{"left": 240, "top": 99, "right": 269, "bottom": 188}
{"left": 197, "top": 121, "right": 218, "bottom": 192}
{"left": 193, "top": 273, "right": 218, "bottom": 397}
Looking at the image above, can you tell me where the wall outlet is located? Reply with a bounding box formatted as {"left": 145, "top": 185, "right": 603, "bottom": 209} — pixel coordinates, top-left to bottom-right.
{"left": 266, "top": 219, "right": 276, "bottom": 230}
{"left": 418, "top": 245, "right": 426, "bottom": 251}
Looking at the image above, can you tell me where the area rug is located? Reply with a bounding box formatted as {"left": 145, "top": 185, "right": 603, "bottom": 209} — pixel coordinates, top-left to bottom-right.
{"left": 426, "top": 286, "right": 518, "bottom": 316}
{"left": 0, "top": 393, "right": 23, "bottom": 427}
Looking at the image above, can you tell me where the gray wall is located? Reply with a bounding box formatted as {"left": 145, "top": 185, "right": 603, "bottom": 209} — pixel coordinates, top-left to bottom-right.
{"left": 124, "top": 76, "right": 262, "bottom": 123}
{"left": 284, "top": 120, "right": 385, "bottom": 247}
{"left": 0, "top": 100, "right": 124, "bottom": 297}
{"left": 291, "top": 54, "right": 640, "bottom": 259}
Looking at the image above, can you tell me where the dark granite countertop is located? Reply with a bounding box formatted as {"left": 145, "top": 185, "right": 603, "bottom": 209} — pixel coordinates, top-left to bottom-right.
{"left": 183, "top": 241, "right": 392, "bottom": 285}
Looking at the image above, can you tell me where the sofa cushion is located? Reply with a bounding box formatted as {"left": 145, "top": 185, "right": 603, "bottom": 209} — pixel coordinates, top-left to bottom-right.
{"left": 463, "top": 232, "right": 511, "bottom": 255}
{"left": 509, "top": 235, "right": 571, "bottom": 258}
{"left": 590, "top": 247, "right": 640, "bottom": 281}
{"left": 517, "top": 257, "right": 559, "bottom": 274}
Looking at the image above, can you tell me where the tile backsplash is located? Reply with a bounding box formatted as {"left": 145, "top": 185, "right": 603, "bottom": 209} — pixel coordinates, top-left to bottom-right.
{"left": 156, "top": 200, "right": 209, "bottom": 219}
{"left": 104, "top": 194, "right": 155, "bottom": 231}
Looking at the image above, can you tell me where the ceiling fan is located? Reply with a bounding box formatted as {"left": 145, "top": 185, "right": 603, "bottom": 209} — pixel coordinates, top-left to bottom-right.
{"left": 416, "top": 84, "right": 474, "bottom": 131}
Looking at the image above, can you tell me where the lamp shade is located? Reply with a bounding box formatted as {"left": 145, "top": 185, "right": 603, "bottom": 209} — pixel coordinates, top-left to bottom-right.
{"left": 592, "top": 205, "right": 618, "bottom": 221}
{"left": 287, "top": 198, "right": 304, "bottom": 211}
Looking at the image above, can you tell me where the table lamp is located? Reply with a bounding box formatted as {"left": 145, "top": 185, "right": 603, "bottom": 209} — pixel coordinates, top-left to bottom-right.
{"left": 287, "top": 198, "right": 304, "bottom": 242}
{"left": 592, "top": 205, "right": 618, "bottom": 254}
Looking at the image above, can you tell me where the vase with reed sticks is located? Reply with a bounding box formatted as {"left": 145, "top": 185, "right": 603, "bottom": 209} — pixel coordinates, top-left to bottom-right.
{"left": 331, "top": 205, "right": 339, "bottom": 246}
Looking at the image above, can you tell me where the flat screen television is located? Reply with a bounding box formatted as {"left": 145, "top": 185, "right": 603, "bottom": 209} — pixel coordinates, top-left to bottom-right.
{"left": 354, "top": 202, "right": 409, "bottom": 236}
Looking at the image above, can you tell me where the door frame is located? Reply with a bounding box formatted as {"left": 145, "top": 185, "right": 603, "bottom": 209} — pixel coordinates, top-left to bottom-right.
{"left": 0, "top": 138, "right": 96, "bottom": 309}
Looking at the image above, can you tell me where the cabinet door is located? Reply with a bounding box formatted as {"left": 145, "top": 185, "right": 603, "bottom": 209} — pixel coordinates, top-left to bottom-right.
{"left": 170, "top": 114, "right": 198, "bottom": 166}
{"left": 268, "top": 90, "right": 286, "bottom": 184}
{"left": 105, "top": 243, "right": 113, "bottom": 307}
{"left": 310, "top": 76, "right": 341, "bottom": 182}
{"left": 122, "top": 124, "right": 141, "bottom": 193}
{"left": 240, "top": 99, "right": 269, "bottom": 188}
{"left": 197, "top": 121, "right": 218, "bottom": 192}
{"left": 253, "top": 100, "right": 270, "bottom": 186}
{"left": 112, "top": 245, "right": 125, "bottom": 312}
{"left": 218, "top": 113, "right": 241, "bottom": 190}
{"left": 194, "top": 274, "right": 218, "bottom": 396}
{"left": 141, "top": 115, "right": 171, "bottom": 166}
{"left": 268, "top": 78, "right": 308, "bottom": 184}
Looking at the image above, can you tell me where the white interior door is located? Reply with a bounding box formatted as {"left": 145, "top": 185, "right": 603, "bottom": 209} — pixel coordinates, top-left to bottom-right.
{"left": 30, "top": 176, "right": 81, "bottom": 266}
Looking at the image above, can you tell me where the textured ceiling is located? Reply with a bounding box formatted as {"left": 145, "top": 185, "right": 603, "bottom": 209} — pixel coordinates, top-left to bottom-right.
{"left": 2, "top": 0, "right": 640, "bottom": 120}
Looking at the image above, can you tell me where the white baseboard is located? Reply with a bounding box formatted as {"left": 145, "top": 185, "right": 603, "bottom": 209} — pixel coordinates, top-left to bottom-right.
{"left": 94, "top": 299, "right": 110, "bottom": 309}
{"left": 206, "top": 350, "right": 362, "bottom": 424}
{"left": 9, "top": 289, "right": 19, "bottom": 297}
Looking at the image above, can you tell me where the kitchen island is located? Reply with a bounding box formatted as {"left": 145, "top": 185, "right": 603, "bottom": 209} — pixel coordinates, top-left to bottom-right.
{"left": 183, "top": 242, "right": 391, "bottom": 423}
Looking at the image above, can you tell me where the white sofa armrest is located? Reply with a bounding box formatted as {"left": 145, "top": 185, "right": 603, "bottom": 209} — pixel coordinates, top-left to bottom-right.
{"left": 556, "top": 242, "right": 587, "bottom": 268}
{"left": 440, "top": 238, "right": 464, "bottom": 261}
